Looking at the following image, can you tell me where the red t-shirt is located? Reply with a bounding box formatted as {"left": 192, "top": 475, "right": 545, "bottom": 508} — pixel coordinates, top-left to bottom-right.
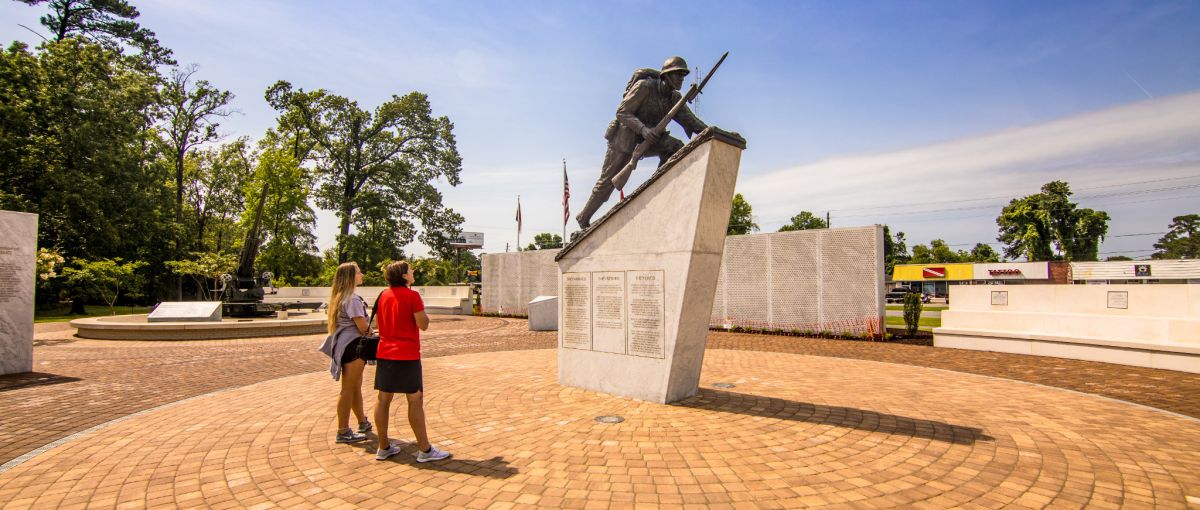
{"left": 376, "top": 286, "right": 425, "bottom": 360}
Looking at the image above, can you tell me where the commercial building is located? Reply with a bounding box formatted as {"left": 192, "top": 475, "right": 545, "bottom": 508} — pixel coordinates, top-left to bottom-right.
{"left": 891, "top": 262, "right": 1067, "bottom": 297}
{"left": 893, "top": 259, "right": 1200, "bottom": 292}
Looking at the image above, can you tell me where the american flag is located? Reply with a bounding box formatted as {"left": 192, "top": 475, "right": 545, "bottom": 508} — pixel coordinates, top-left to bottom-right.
{"left": 515, "top": 196, "right": 522, "bottom": 233}
{"left": 562, "top": 159, "right": 570, "bottom": 226}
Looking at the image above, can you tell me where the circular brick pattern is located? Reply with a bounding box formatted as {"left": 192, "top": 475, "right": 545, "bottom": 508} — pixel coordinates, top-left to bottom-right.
{"left": 1, "top": 349, "right": 1197, "bottom": 509}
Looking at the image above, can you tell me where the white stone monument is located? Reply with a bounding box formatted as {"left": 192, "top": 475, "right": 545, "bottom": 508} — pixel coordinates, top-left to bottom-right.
{"left": 556, "top": 128, "right": 745, "bottom": 403}
{"left": 528, "top": 295, "right": 559, "bottom": 331}
{"left": 0, "top": 210, "right": 37, "bottom": 376}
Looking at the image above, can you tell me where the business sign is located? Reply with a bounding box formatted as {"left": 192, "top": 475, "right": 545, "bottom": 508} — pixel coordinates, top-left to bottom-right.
{"left": 922, "top": 267, "right": 946, "bottom": 279}
{"left": 449, "top": 232, "right": 485, "bottom": 249}
{"left": 1134, "top": 264, "right": 1151, "bottom": 277}
{"left": 973, "top": 262, "right": 1048, "bottom": 280}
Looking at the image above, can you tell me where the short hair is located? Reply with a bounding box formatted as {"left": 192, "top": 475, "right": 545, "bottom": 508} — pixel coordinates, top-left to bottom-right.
{"left": 385, "top": 261, "right": 410, "bottom": 287}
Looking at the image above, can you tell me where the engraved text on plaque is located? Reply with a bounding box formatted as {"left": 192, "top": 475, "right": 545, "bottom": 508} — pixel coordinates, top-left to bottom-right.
{"left": 561, "top": 273, "right": 592, "bottom": 349}
{"left": 626, "top": 270, "right": 665, "bottom": 358}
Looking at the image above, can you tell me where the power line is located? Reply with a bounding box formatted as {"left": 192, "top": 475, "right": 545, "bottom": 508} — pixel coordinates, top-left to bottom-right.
{"left": 827, "top": 173, "right": 1200, "bottom": 213}
{"left": 824, "top": 183, "right": 1200, "bottom": 220}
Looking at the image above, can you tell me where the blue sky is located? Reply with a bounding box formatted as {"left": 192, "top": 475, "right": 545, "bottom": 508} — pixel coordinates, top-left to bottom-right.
{"left": 4, "top": 0, "right": 1199, "bottom": 259}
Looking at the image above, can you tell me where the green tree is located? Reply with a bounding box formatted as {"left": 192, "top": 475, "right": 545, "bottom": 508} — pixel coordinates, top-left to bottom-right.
{"left": 778, "top": 211, "right": 827, "bottom": 232}
{"left": 883, "top": 226, "right": 910, "bottom": 278}
{"left": 910, "top": 239, "right": 962, "bottom": 264}
{"left": 968, "top": 243, "right": 1000, "bottom": 263}
{"left": 265, "top": 81, "right": 464, "bottom": 263}
{"left": 525, "top": 233, "right": 563, "bottom": 251}
{"left": 164, "top": 252, "right": 236, "bottom": 301}
{"left": 0, "top": 40, "right": 173, "bottom": 263}
{"left": 997, "top": 181, "right": 1110, "bottom": 261}
{"left": 241, "top": 147, "right": 321, "bottom": 284}
{"left": 162, "top": 64, "right": 235, "bottom": 245}
{"left": 1152, "top": 214, "right": 1199, "bottom": 259}
{"left": 727, "top": 193, "right": 758, "bottom": 235}
{"left": 1106, "top": 255, "right": 1134, "bottom": 261}
{"left": 184, "top": 138, "right": 254, "bottom": 252}
{"left": 409, "top": 257, "right": 459, "bottom": 286}
{"left": 62, "top": 257, "right": 147, "bottom": 315}
{"left": 16, "top": 0, "right": 174, "bottom": 66}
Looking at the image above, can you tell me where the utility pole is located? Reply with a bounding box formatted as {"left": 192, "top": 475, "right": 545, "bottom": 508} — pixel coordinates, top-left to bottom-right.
{"left": 826, "top": 211, "right": 831, "bottom": 228}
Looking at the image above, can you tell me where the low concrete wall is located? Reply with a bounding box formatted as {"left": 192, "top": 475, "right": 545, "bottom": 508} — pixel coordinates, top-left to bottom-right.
{"left": 266, "top": 285, "right": 472, "bottom": 314}
{"left": 935, "top": 285, "right": 1200, "bottom": 373}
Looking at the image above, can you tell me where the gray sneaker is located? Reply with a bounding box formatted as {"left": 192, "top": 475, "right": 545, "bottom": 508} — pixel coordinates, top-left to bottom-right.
{"left": 357, "top": 420, "right": 373, "bottom": 433}
{"left": 375, "top": 444, "right": 402, "bottom": 461}
{"left": 335, "top": 430, "right": 367, "bottom": 443}
{"left": 416, "top": 445, "right": 451, "bottom": 463}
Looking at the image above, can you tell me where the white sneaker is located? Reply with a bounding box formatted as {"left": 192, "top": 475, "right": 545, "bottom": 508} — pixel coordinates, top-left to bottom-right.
{"left": 415, "top": 445, "right": 451, "bottom": 463}
{"left": 375, "top": 444, "right": 402, "bottom": 461}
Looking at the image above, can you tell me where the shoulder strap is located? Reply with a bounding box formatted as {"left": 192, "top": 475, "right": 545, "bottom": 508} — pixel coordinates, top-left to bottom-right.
{"left": 366, "top": 291, "right": 382, "bottom": 329}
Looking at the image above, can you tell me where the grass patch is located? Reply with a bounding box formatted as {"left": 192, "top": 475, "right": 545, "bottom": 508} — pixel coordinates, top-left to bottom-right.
{"left": 884, "top": 315, "right": 941, "bottom": 331}
{"left": 885, "top": 304, "right": 948, "bottom": 311}
{"left": 35, "top": 305, "right": 153, "bottom": 323}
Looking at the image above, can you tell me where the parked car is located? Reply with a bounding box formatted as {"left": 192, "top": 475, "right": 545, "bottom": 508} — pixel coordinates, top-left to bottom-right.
{"left": 885, "top": 288, "right": 928, "bottom": 303}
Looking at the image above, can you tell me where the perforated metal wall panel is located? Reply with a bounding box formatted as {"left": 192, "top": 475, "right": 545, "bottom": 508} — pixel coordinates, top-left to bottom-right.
{"left": 769, "top": 230, "right": 820, "bottom": 330}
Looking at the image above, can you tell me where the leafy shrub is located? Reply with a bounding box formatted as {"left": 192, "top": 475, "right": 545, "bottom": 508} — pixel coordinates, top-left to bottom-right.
{"left": 903, "top": 292, "right": 923, "bottom": 338}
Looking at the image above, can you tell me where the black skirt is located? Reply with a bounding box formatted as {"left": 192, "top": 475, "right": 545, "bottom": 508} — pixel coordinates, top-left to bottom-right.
{"left": 375, "top": 359, "right": 423, "bottom": 394}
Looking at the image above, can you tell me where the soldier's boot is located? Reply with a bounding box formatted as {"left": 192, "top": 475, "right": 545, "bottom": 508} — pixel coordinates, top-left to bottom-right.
{"left": 575, "top": 195, "right": 603, "bottom": 230}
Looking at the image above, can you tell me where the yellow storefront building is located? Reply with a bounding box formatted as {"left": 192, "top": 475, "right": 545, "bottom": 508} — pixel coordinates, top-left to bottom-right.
{"left": 891, "top": 263, "right": 975, "bottom": 298}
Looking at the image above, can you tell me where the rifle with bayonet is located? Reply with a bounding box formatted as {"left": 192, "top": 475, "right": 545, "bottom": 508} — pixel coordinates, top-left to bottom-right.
{"left": 610, "top": 51, "right": 729, "bottom": 194}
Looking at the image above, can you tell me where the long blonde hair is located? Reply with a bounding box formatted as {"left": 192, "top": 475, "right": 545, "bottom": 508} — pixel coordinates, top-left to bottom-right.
{"left": 327, "top": 262, "right": 360, "bottom": 335}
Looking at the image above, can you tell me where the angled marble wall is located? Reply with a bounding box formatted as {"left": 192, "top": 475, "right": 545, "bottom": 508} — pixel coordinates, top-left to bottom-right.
{"left": 0, "top": 211, "right": 37, "bottom": 375}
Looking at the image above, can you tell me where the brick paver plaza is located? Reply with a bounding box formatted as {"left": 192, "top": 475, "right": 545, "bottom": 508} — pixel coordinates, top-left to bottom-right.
{"left": 2, "top": 316, "right": 1198, "bottom": 509}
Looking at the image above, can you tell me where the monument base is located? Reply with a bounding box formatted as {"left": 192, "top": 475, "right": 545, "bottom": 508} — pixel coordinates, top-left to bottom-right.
{"left": 556, "top": 128, "right": 745, "bottom": 403}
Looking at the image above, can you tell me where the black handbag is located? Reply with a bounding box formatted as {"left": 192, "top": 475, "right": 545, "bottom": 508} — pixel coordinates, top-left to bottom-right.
{"left": 355, "top": 295, "right": 382, "bottom": 361}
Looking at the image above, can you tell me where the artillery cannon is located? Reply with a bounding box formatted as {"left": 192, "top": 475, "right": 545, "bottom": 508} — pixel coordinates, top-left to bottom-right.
{"left": 219, "top": 183, "right": 321, "bottom": 317}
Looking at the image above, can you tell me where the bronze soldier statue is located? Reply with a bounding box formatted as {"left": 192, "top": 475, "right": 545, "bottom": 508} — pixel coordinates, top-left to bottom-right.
{"left": 575, "top": 56, "right": 709, "bottom": 229}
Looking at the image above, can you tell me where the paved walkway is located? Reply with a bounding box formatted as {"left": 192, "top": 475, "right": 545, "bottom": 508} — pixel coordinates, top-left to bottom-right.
{"left": 1, "top": 317, "right": 1198, "bottom": 508}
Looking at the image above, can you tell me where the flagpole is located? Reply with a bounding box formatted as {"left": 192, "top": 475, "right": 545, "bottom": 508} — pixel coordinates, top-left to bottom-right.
{"left": 562, "top": 159, "right": 568, "bottom": 243}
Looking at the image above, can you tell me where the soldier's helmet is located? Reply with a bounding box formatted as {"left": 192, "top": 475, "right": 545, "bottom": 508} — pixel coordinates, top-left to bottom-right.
{"left": 661, "top": 56, "right": 690, "bottom": 76}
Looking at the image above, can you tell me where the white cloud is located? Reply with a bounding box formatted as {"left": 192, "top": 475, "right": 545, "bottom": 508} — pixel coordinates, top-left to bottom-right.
{"left": 741, "top": 90, "right": 1200, "bottom": 230}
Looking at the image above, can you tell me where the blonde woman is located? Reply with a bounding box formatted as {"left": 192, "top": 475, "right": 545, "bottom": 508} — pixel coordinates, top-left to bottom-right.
{"left": 317, "top": 262, "right": 372, "bottom": 443}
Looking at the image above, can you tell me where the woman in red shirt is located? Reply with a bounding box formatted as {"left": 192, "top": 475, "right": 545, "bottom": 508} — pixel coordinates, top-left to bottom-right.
{"left": 372, "top": 261, "right": 451, "bottom": 462}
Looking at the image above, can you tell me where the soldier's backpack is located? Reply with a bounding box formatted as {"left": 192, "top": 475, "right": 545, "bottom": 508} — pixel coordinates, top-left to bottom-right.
{"left": 624, "top": 68, "right": 661, "bottom": 93}
{"left": 605, "top": 68, "right": 664, "bottom": 141}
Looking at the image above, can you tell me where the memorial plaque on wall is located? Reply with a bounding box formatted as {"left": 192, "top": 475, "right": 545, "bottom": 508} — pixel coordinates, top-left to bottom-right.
{"left": 626, "top": 270, "right": 665, "bottom": 358}
{"left": 561, "top": 273, "right": 591, "bottom": 349}
{"left": 1107, "top": 291, "right": 1129, "bottom": 310}
{"left": 591, "top": 271, "right": 626, "bottom": 354}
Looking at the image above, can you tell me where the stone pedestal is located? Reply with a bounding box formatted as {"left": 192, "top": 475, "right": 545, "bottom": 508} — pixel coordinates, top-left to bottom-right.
{"left": 555, "top": 128, "right": 745, "bottom": 403}
{"left": 528, "top": 295, "right": 558, "bottom": 331}
{"left": 0, "top": 210, "right": 37, "bottom": 376}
